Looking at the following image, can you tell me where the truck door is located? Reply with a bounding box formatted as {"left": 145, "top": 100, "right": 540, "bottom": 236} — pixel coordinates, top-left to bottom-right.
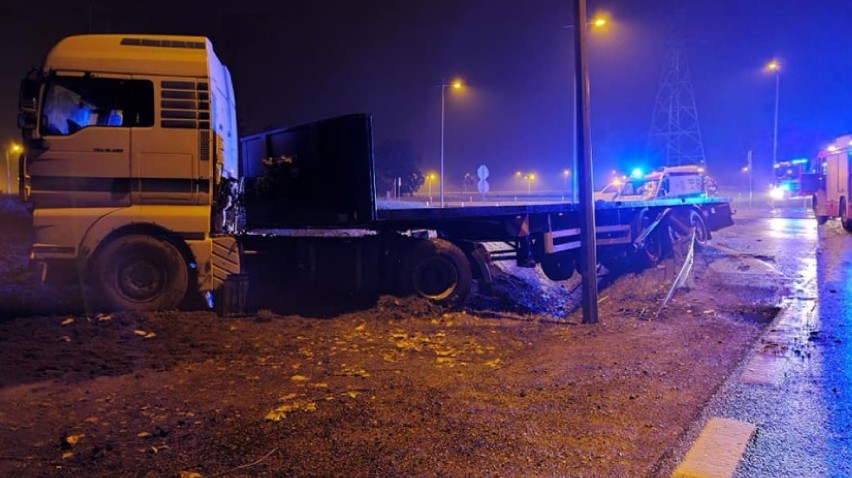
{"left": 28, "top": 75, "right": 151, "bottom": 208}
{"left": 130, "top": 78, "right": 209, "bottom": 205}
{"left": 825, "top": 152, "right": 843, "bottom": 214}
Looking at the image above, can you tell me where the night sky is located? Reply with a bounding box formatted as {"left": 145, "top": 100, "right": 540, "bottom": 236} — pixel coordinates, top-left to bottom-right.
{"left": 2, "top": 0, "right": 851, "bottom": 191}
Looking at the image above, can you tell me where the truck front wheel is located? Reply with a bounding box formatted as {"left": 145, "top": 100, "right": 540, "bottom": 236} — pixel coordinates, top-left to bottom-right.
{"left": 813, "top": 195, "right": 828, "bottom": 225}
{"left": 91, "top": 234, "right": 189, "bottom": 311}
{"left": 399, "top": 239, "right": 472, "bottom": 306}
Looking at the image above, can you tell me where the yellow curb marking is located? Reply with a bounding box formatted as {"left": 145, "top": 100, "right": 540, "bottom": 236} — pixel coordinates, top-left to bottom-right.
{"left": 672, "top": 417, "right": 756, "bottom": 478}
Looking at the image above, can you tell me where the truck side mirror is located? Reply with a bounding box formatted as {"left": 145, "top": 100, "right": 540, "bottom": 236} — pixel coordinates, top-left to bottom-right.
{"left": 17, "top": 112, "right": 37, "bottom": 130}
{"left": 19, "top": 77, "right": 39, "bottom": 113}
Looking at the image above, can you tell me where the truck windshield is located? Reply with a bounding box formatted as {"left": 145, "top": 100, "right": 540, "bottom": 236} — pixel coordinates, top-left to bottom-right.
{"left": 41, "top": 76, "right": 154, "bottom": 135}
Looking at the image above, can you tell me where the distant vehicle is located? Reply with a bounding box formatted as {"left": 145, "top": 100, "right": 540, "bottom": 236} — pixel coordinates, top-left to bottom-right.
{"left": 596, "top": 165, "right": 710, "bottom": 202}
{"left": 769, "top": 158, "right": 811, "bottom": 203}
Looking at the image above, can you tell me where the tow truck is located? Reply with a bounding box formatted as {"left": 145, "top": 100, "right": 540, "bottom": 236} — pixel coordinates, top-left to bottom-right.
{"left": 15, "top": 34, "right": 735, "bottom": 313}
{"left": 595, "top": 165, "right": 711, "bottom": 202}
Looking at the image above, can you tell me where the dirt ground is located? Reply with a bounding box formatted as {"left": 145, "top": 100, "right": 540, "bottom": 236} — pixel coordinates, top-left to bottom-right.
{"left": 0, "top": 199, "right": 786, "bottom": 478}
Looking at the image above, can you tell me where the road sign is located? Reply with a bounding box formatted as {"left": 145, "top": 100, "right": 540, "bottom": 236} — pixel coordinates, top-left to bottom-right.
{"left": 477, "top": 164, "right": 489, "bottom": 180}
{"left": 477, "top": 179, "right": 489, "bottom": 194}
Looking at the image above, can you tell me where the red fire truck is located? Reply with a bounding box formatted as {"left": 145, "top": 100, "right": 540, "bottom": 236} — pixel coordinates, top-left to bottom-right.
{"left": 811, "top": 134, "right": 852, "bottom": 230}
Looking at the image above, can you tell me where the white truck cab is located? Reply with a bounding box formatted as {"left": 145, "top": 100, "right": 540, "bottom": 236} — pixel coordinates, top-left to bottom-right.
{"left": 17, "top": 34, "right": 239, "bottom": 310}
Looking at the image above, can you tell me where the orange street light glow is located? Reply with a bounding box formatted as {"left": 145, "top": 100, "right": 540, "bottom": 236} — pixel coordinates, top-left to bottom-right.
{"left": 451, "top": 79, "right": 463, "bottom": 90}
{"left": 766, "top": 60, "right": 780, "bottom": 71}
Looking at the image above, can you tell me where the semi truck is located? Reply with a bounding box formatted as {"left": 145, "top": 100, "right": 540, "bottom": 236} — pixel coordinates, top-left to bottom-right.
{"left": 16, "top": 34, "right": 735, "bottom": 313}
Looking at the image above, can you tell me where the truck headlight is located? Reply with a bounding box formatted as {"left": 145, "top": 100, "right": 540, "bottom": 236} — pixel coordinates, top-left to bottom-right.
{"left": 768, "top": 186, "right": 787, "bottom": 201}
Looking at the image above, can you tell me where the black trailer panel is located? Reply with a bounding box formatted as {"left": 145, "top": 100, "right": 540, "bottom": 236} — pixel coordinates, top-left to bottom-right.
{"left": 240, "top": 114, "right": 376, "bottom": 229}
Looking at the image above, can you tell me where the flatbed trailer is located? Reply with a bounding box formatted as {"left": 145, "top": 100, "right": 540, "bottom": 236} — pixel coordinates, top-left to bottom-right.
{"left": 214, "top": 114, "right": 733, "bottom": 313}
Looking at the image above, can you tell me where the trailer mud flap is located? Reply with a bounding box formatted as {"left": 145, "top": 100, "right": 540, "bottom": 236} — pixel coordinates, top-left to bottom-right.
{"left": 212, "top": 236, "right": 248, "bottom": 316}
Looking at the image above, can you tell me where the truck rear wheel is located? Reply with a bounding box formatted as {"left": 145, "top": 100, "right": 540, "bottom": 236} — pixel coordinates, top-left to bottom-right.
{"left": 541, "top": 253, "right": 575, "bottom": 281}
{"left": 841, "top": 199, "right": 852, "bottom": 232}
{"left": 92, "top": 234, "right": 189, "bottom": 311}
{"left": 399, "top": 239, "right": 472, "bottom": 306}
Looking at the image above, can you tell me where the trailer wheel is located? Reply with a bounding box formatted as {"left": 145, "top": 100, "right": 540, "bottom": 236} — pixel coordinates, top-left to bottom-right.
{"left": 399, "top": 239, "right": 472, "bottom": 305}
{"left": 637, "top": 214, "right": 664, "bottom": 266}
{"left": 541, "top": 253, "right": 575, "bottom": 281}
{"left": 813, "top": 195, "right": 828, "bottom": 225}
{"left": 92, "top": 234, "right": 189, "bottom": 311}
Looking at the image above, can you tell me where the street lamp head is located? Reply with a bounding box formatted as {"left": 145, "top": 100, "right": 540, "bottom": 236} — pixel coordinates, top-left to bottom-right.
{"left": 591, "top": 17, "right": 607, "bottom": 28}
{"left": 563, "top": 169, "right": 570, "bottom": 177}
{"left": 10, "top": 144, "right": 21, "bottom": 153}
{"left": 766, "top": 60, "right": 780, "bottom": 72}
{"left": 451, "top": 79, "right": 463, "bottom": 90}
{"left": 515, "top": 171, "right": 522, "bottom": 177}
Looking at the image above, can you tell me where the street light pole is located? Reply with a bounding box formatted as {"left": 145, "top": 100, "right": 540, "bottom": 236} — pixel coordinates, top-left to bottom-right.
{"left": 4, "top": 149, "right": 9, "bottom": 195}
{"left": 573, "top": 0, "right": 599, "bottom": 324}
{"left": 766, "top": 60, "right": 781, "bottom": 168}
{"left": 747, "top": 150, "right": 753, "bottom": 208}
{"left": 440, "top": 81, "right": 446, "bottom": 208}
{"left": 566, "top": 16, "right": 606, "bottom": 203}
{"left": 5, "top": 144, "right": 21, "bottom": 195}
{"left": 772, "top": 67, "right": 780, "bottom": 168}
{"left": 439, "top": 79, "right": 463, "bottom": 208}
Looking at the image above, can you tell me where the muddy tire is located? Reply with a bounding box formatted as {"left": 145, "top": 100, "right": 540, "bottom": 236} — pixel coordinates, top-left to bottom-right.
{"left": 91, "top": 234, "right": 189, "bottom": 311}
{"left": 398, "top": 239, "right": 472, "bottom": 306}
{"left": 540, "top": 253, "right": 575, "bottom": 281}
{"left": 686, "top": 209, "right": 709, "bottom": 244}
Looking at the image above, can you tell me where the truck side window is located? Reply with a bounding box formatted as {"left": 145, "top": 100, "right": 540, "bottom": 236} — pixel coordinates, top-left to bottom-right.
{"left": 41, "top": 76, "right": 154, "bottom": 135}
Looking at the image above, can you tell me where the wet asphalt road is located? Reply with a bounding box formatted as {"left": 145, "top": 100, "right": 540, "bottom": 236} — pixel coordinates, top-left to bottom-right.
{"left": 696, "top": 207, "right": 851, "bottom": 477}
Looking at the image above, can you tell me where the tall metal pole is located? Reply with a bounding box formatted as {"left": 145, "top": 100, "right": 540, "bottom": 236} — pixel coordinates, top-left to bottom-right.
{"left": 573, "top": 0, "right": 598, "bottom": 324}
{"left": 772, "top": 70, "right": 780, "bottom": 168}
{"left": 440, "top": 82, "right": 446, "bottom": 208}
{"left": 572, "top": 73, "right": 579, "bottom": 203}
{"left": 747, "top": 150, "right": 753, "bottom": 208}
{"left": 4, "top": 149, "right": 10, "bottom": 195}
